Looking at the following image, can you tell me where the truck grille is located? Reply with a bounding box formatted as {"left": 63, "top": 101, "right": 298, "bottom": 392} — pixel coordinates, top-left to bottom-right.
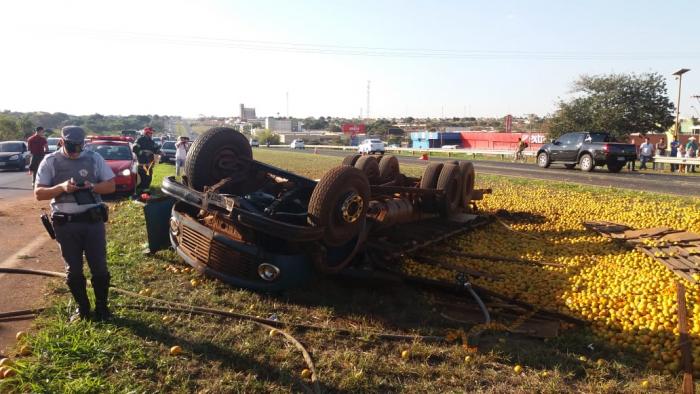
{"left": 180, "top": 224, "right": 257, "bottom": 279}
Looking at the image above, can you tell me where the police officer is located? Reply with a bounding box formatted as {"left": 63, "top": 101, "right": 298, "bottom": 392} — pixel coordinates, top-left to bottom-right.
{"left": 132, "top": 127, "right": 161, "bottom": 193}
{"left": 34, "top": 126, "right": 116, "bottom": 322}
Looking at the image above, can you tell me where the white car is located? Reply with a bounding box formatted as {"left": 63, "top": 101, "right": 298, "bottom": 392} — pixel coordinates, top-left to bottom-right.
{"left": 250, "top": 138, "right": 260, "bottom": 147}
{"left": 290, "top": 139, "right": 305, "bottom": 149}
{"left": 47, "top": 137, "right": 61, "bottom": 153}
{"left": 358, "top": 138, "right": 385, "bottom": 154}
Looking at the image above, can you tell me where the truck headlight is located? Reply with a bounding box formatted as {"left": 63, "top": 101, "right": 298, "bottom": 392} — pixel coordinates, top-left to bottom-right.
{"left": 119, "top": 169, "right": 131, "bottom": 176}
{"left": 169, "top": 217, "right": 179, "bottom": 236}
{"left": 8, "top": 155, "right": 18, "bottom": 160}
{"left": 257, "top": 263, "right": 280, "bottom": 281}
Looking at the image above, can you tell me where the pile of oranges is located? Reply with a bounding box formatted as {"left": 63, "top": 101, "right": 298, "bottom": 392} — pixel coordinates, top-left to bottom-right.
{"left": 402, "top": 179, "right": 700, "bottom": 373}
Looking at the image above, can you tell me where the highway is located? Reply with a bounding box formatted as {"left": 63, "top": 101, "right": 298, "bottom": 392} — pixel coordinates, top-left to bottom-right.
{"left": 0, "top": 168, "right": 33, "bottom": 200}
{"left": 280, "top": 148, "right": 700, "bottom": 198}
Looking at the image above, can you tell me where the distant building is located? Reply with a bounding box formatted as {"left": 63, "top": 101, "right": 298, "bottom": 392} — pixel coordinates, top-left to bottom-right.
{"left": 265, "top": 117, "right": 300, "bottom": 133}
{"left": 240, "top": 104, "right": 256, "bottom": 121}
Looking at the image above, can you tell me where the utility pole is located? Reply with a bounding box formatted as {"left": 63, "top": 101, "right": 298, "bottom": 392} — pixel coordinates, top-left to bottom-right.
{"left": 672, "top": 69, "right": 690, "bottom": 139}
{"left": 366, "top": 80, "right": 370, "bottom": 120}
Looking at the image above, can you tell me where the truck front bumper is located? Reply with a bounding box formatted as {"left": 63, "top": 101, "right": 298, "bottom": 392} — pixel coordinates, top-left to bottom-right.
{"left": 169, "top": 206, "right": 313, "bottom": 292}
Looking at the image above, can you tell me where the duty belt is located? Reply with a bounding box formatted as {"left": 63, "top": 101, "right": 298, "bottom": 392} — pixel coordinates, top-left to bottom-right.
{"left": 52, "top": 205, "right": 108, "bottom": 225}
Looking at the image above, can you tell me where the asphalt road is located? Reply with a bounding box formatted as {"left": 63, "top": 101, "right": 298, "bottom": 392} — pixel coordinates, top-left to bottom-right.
{"left": 0, "top": 168, "right": 33, "bottom": 200}
{"left": 282, "top": 148, "right": 700, "bottom": 197}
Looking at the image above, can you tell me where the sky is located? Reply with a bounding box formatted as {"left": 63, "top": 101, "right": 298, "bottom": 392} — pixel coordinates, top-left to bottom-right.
{"left": 0, "top": 0, "right": 698, "bottom": 119}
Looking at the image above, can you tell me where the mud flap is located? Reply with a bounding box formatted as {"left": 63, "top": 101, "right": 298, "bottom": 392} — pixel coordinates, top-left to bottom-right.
{"left": 141, "top": 196, "right": 176, "bottom": 253}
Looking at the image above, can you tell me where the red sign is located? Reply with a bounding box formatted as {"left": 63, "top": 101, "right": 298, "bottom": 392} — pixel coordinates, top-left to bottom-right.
{"left": 341, "top": 123, "right": 366, "bottom": 134}
{"left": 504, "top": 115, "right": 513, "bottom": 133}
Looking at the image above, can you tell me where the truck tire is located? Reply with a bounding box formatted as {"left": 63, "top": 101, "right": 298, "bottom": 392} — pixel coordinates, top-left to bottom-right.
{"left": 436, "top": 163, "right": 461, "bottom": 217}
{"left": 354, "top": 155, "right": 380, "bottom": 184}
{"left": 342, "top": 154, "right": 361, "bottom": 166}
{"left": 308, "top": 166, "right": 370, "bottom": 247}
{"left": 458, "top": 161, "right": 475, "bottom": 207}
{"left": 185, "top": 127, "right": 252, "bottom": 192}
{"left": 378, "top": 155, "right": 400, "bottom": 183}
{"left": 537, "top": 152, "right": 550, "bottom": 168}
{"left": 579, "top": 154, "right": 594, "bottom": 172}
{"left": 420, "top": 162, "right": 444, "bottom": 189}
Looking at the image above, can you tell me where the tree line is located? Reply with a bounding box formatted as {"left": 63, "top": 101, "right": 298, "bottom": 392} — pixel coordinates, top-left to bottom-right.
{"left": 0, "top": 111, "right": 175, "bottom": 141}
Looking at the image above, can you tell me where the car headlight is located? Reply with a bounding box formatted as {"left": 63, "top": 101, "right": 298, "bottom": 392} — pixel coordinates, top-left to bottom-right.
{"left": 257, "top": 263, "right": 280, "bottom": 281}
{"left": 119, "top": 169, "right": 131, "bottom": 176}
{"left": 8, "top": 155, "right": 19, "bottom": 160}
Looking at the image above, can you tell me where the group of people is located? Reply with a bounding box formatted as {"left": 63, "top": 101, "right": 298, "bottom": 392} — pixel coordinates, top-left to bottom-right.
{"left": 636, "top": 136, "right": 697, "bottom": 173}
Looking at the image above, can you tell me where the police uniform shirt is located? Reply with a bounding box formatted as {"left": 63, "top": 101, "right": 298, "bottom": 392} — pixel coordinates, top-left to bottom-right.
{"left": 36, "top": 149, "right": 115, "bottom": 214}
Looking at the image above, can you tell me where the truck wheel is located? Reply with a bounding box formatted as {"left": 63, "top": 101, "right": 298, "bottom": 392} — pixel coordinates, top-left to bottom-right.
{"left": 579, "top": 154, "right": 594, "bottom": 172}
{"left": 608, "top": 163, "right": 623, "bottom": 173}
{"left": 436, "top": 163, "right": 461, "bottom": 217}
{"left": 185, "top": 127, "right": 252, "bottom": 192}
{"left": 308, "top": 166, "right": 370, "bottom": 247}
{"left": 564, "top": 164, "right": 576, "bottom": 169}
{"left": 354, "top": 155, "right": 380, "bottom": 184}
{"left": 458, "top": 161, "right": 475, "bottom": 207}
{"left": 378, "top": 155, "right": 400, "bottom": 183}
{"left": 537, "top": 152, "right": 550, "bottom": 168}
{"left": 342, "top": 154, "right": 361, "bottom": 166}
{"left": 420, "top": 162, "right": 444, "bottom": 189}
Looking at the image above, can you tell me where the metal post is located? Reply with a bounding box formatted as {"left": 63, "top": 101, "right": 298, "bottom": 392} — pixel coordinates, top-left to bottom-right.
{"left": 673, "top": 69, "right": 690, "bottom": 140}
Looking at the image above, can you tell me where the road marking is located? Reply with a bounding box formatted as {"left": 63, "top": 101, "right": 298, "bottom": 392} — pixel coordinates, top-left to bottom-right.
{"left": 0, "top": 235, "right": 53, "bottom": 280}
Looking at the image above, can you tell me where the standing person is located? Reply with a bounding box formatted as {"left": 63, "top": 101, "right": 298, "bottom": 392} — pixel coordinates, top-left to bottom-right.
{"left": 686, "top": 136, "right": 698, "bottom": 173}
{"left": 669, "top": 137, "right": 680, "bottom": 172}
{"left": 174, "top": 136, "right": 189, "bottom": 177}
{"left": 513, "top": 137, "right": 527, "bottom": 162}
{"left": 654, "top": 137, "right": 666, "bottom": 170}
{"left": 638, "top": 137, "right": 654, "bottom": 170}
{"left": 27, "top": 126, "right": 48, "bottom": 185}
{"left": 678, "top": 145, "right": 687, "bottom": 174}
{"left": 132, "top": 127, "right": 161, "bottom": 194}
{"left": 34, "top": 126, "right": 116, "bottom": 322}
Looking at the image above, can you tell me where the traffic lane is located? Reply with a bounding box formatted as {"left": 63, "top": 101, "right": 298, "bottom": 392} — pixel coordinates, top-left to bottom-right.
{"left": 0, "top": 168, "right": 33, "bottom": 200}
{"left": 278, "top": 148, "right": 700, "bottom": 198}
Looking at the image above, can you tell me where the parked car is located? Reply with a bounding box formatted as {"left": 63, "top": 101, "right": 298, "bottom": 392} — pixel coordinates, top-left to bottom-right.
{"left": 536, "top": 132, "right": 637, "bottom": 173}
{"left": 85, "top": 137, "right": 138, "bottom": 193}
{"left": 358, "top": 138, "right": 385, "bottom": 154}
{"left": 160, "top": 141, "right": 177, "bottom": 163}
{"left": 0, "top": 141, "right": 30, "bottom": 171}
{"left": 47, "top": 137, "right": 61, "bottom": 153}
{"left": 290, "top": 139, "right": 305, "bottom": 149}
{"left": 250, "top": 138, "right": 260, "bottom": 147}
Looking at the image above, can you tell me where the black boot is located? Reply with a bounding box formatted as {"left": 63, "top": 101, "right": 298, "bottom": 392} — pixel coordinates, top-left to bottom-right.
{"left": 67, "top": 276, "right": 91, "bottom": 322}
{"left": 92, "top": 275, "right": 111, "bottom": 321}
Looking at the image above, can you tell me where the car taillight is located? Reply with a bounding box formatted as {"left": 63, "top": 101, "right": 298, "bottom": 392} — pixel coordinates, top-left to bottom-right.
{"left": 603, "top": 144, "right": 609, "bottom": 152}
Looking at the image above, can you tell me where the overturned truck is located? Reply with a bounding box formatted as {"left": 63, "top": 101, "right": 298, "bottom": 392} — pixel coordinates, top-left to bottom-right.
{"left": 161, "top": 127, "right": 489, "bottom": 291}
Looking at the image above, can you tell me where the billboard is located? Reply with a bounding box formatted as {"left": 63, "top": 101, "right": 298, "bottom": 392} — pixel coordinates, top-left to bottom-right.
{"left": 341, "top": 123, "right": 366, "bottom": 134}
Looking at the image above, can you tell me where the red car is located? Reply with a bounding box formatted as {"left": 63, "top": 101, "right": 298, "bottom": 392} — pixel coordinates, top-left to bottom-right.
{"left": 85, "top": 136, "right": 138, "bottom": 194}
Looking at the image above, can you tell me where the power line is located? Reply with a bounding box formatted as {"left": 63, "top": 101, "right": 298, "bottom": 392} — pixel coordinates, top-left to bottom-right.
{"left": 65, "top": 28, "right": 700, "bottom": 61}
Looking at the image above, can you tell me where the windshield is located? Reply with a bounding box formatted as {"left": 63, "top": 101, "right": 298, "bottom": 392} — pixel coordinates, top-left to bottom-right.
{"left": 162, "top": 142, "right": 176, "bottom": 149}
{"left": 48, "top": 138, "right": 60, "bottom": 145}
{"left": 370, "top": 139, "right": 382, "bottom": 143}
{"left": 86, "top": 144, "right": 133, "bottom": 160}
{"left": 0, "top": 142, "right": 24, "bottom": 152}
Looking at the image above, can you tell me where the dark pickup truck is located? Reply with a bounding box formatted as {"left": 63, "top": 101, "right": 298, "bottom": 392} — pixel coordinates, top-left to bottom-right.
{"left": 536, "top": 132, "right": 637, "bottom": 173}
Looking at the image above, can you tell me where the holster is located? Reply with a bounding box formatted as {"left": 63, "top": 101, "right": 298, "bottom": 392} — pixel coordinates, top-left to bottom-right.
{"left": 41, "top": 212, "right": 56, "bottom": 239}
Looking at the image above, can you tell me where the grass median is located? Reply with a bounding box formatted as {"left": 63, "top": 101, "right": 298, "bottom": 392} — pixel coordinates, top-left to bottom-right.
{"left": 2, "top": 150, "right": 699, "bottom": 392}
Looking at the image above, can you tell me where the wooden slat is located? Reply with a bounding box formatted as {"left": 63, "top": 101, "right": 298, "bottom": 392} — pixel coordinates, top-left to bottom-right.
{"left": 677, "top": 283, "right": 694, "bottom": 394}
{"left": 623, "top": 227, "right": 674, "bottom": 239}
{"left": 664, "top": 232, "right": 700, "bottom": 243}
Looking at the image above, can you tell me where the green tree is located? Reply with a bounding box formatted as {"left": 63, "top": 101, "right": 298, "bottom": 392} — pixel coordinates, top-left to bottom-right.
{"left": 256, "top": 129, "right": 280, "bottom": 144}
{"left": 0, "top": 115, "right": 21, "bottom": 140}
{"left": 546, "top": 73, "right": 674, "bottom": 140}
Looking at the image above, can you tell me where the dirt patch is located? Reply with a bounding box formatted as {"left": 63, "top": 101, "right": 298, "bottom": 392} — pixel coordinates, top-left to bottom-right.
{"left": 0, "top": 196, "right": 63, "bottom": 357}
